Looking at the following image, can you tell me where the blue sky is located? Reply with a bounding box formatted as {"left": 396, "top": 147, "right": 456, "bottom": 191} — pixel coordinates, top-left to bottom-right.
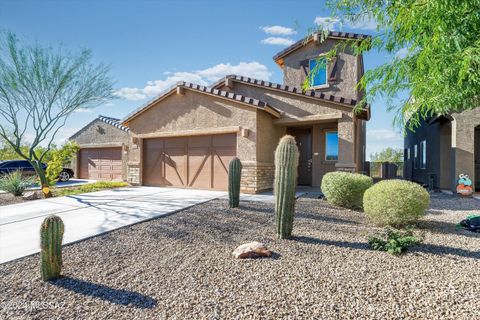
{"left": 0, "top": 0, "right": 403, "bottom": 159}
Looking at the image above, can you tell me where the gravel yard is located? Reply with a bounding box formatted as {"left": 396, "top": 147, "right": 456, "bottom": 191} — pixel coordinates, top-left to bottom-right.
{"left": 0, "top": 192, "right": 479, "bottom": 319}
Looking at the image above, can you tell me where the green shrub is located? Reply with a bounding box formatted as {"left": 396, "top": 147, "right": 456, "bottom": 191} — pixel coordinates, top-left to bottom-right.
{"left": 321, "top": 172, "right": 373, "bottom": 209}
{"left": 363, "top": 179, "right": 430, "bottom": 227}
{"left": 53, "top": 181, "right": 128, "bottom": 197}
{"left": 0, "top": 170, "right": 35, "bottom": 196}
{"left": 368, "top": 227, "right": 422, "bottom": 255}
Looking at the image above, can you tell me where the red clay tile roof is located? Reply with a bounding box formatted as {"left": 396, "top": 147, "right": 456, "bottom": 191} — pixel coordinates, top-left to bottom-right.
{"left": 273, "top": 31, "right": 371, "bottom": 62}
{"left": 123, "top": 81, "right": 279, "bottom": 122}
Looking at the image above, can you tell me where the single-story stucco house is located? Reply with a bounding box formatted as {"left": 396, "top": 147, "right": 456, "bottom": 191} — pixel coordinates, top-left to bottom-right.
{"left": 70, "top": 115, "right": 130, "bottom": 180}
{"left": 71, "top": 31, "right": 371, "bottom": 193}
{"left": 403, "top": 107, "right": 480, "bottom": 192}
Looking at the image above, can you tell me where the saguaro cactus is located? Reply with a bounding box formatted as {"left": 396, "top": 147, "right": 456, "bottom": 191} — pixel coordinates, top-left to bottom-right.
{"left": 40, "top": 215, "right": 64, "bottom": 281}
{"left": 228, "top": 157, "right": 242, "bottom": 208}
{"left": 274, "top": 135, "right": 299, "bottom": 239}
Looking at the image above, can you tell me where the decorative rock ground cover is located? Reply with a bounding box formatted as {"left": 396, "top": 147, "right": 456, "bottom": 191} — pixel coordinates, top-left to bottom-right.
{"left": 0, "top": 193, "right": 479, "bottom": 319}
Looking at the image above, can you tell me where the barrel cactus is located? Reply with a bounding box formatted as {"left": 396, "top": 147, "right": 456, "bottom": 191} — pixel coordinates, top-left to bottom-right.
{"left": 40, "top": 215, "right": 64, "bottom": 281}
{"left": 274, "top": 135, "right": 299, "bottom": 239}
{"left": 228, "top": 157, "right": 242, "bottom": 208}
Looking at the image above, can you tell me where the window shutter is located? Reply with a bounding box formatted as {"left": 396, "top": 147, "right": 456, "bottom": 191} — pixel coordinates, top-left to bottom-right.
{"left": 299, "top": 59, "right": 309, "bottom": 76}
{"left": 328, "top": 56, "right": 338, "bottom": 82}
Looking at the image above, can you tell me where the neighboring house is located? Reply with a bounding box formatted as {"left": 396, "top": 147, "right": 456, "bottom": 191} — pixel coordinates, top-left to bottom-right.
{"left": 70, "top": 115, "right": 130, "bottom": 180}
{"left": 71, "top": 31, "right": 371, "bottom": 192}
{"left": 403, "top": 108, "right": 480, "bottom": 192}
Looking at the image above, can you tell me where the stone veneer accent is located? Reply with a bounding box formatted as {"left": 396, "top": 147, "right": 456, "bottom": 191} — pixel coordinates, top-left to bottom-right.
{"left": 241, "top": 161, "right": 275, "bottom": 193}
{"left": 127, "top": 164, "right": 141, "bottom": 185}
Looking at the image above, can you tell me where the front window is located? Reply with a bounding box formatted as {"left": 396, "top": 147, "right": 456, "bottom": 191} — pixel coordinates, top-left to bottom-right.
{"left": 309, "top": 57, "right": 327, "bottom": 87}
{"left": 420, "top": 140, "right": 427, "bottom": 169}
{"left": 325, "top": 131, "right": 338, "bottom": 161}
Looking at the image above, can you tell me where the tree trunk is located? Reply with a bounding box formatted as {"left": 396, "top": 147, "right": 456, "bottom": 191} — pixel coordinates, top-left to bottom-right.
{"left": 31, "top": 161, "right": 53, "bottom": 198}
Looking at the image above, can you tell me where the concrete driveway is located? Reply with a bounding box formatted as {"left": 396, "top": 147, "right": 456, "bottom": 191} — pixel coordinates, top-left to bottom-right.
{"left": 0, "top": 186, "right": 225, "bottom": 264}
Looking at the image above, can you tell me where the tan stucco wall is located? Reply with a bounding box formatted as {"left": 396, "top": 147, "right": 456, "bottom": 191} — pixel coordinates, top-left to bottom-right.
{"left": 126, "top": 90, "right": 261, "bottom": 185}
{"left": 281, "top": 39, "right": 361, "bottom": 101}
{"left": 219, "top": 82, "right": 363, "bottom": 186}
{"left": 452, "top": 108, "right": 480, "bottom": 190}
{"left": 256, "top": 110, "right": 286, "bottom": 163}
{"left": 70, "top": 118, "right": 130, "bottom": 180}
{"left": 223, "top": 82, "right": 361, "bottom": 168}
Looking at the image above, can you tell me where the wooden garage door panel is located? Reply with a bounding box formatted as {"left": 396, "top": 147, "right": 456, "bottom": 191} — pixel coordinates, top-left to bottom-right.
{"left": 188, "top": 147, "right": 212, "bottom": 189}
{"left": 143, "top": 133, "right": 236, "bottom": 190}
{"left": 212, "top": 147, "right": 236, "bottom": 190}
{"left": 164, "top": 147, "right": 187, "bottom": 187}
{"left": 143, "top": 139, "right": 164, "bottom": 186}
{"left": 78, "top": 148, "right": 122, "bottom": 180}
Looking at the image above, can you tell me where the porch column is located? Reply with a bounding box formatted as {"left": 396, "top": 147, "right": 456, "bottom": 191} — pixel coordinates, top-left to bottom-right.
{"left": 335, "top": 114, "right": 356, "bottom": 172}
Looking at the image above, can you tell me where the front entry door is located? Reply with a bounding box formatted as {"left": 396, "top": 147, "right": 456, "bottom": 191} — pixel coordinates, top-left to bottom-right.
{"left": 475, "top": 126, "right": 480, "bottom": 191}
{"left": 287, "top": 128, "right": 312, "bottom": 185}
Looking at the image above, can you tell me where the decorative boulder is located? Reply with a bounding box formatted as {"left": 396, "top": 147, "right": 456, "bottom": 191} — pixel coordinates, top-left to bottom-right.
{"left": 232, "top": 242, "right": 272, "bottom": 259}
{"left": 22, "top": 191, "right": 38, "bottom": 200}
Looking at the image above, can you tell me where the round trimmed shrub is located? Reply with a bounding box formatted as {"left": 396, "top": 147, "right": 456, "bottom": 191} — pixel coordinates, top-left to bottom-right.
{"left": 363, "top": 179, "right": 430, "bottom": 227}
{"left": 321, "top": 172, "right": 373, "bottom": 209}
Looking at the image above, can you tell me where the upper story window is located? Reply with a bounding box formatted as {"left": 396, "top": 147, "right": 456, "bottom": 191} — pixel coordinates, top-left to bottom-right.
{"left": 309, "top": 57, "right": 327, "bottom": 88}
{"left": 420, "top": 140, "right": 427, "bottom": 169}
{"left": 325, "top": 131, "right": 338, "bottom": 161}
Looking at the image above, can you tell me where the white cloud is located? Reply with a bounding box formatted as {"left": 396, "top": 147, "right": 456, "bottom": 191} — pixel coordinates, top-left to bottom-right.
{"left": 260, "top": 37, "right": 295, "bottom": 46}
{"left": 366, "top": 128, "right": 404, "bottom": 160}
{"left": 260, "top": 25, "right": 297, "bottom": 36}
{"left": 74, "top": 108, "right": 93, "bottom": 113}
{"left": 115, "top": 62, "right": 272, "bottom": 101}
{"left": 314, "top": 16, "right": 341, "bottom": 30}
{"left": 314, "top": 15, "right": 377, "bottom": 31}
{"left": 395, "top": 47, "right": 409, "bottom": 59}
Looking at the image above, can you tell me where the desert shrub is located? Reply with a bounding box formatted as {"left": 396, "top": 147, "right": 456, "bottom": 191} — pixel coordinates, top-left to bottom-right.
{"left": 368, "top": 227, "right": 422, "bottom": 255}
{"left": 53, "top": 181, "right": 128, "bottom": 197}
{"left": 321, "top": 172, "right": 373, "bottom": 209}
{"left": 0, "top": 170, "right": 35, "bottom": 196}
{"left": 45, "top": 141, "right": 80, "bottom": 186}
{"left": 363, "top": 179, "right": 430, "bottom": 226}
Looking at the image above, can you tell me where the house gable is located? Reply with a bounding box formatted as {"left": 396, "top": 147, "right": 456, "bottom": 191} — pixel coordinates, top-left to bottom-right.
{"left": 272, "top": 31, "right": 370, "bottom": 101}
{"left": 70, "top": 117, "right": 130, "bottom": 146}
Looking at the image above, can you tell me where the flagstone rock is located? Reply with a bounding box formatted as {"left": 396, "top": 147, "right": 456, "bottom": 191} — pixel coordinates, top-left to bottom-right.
{"left": 232, "top": 241, "right": 272, "bottom": 259}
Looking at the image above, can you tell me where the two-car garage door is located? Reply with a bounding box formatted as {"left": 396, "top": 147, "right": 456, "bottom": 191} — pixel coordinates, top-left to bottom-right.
{"left": 142, "top": 133, "right": 236, "bottom": 190}
{"left": 78, "top": 147, "right": 123, "bottom": 180}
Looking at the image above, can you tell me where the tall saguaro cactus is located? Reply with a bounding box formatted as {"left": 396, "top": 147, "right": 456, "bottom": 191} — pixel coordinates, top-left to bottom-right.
{"left": 274, "top": 135, "right": 299, "bottom": 239}
{"left": 228, "top": 157, "right": 242, "bottom": 208}
{"left": 40, "top": 215, "right": 64, "bottom": 281}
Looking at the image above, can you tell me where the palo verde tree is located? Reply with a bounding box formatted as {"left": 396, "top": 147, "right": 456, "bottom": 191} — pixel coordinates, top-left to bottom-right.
{"left": 0, "top": 31, "right": 113, "bottom": 197}
{"left": 320, "top": 0, "right": 480, "bottom": 129}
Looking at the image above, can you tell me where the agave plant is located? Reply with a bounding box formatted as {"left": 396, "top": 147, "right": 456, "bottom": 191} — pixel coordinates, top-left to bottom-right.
{"left": 0, "top": 170, "right": 35, "bottom": 196}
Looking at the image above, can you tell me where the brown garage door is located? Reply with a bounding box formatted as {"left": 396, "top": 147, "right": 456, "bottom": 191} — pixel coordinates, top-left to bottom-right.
{"left": 78, "top": 147, "right": 122, "bottom": 180}
{"left": 143, "top": 133, "right": 236, "bottom": 190}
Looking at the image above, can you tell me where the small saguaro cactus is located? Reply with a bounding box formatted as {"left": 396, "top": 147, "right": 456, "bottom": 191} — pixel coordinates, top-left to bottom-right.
{"left": 40, "top": 215, "right": 64, "bottom": 281}
{"left": 274, "top": 135, "right": 299, "bottom": 239}
{"left": 228, "top": 157, "right": 242, "bottom": 208}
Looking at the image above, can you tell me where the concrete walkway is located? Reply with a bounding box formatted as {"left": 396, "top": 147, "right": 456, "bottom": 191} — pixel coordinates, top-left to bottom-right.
{"left": 0, "top": 187, "right": 225, "bottom": 264}
{"left": 0, "top": 186, "right": 320, "bottom": 264}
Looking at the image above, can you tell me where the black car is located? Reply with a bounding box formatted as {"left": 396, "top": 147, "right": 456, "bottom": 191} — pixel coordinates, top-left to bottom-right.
{"left": 0, "top": 160, "right": 74, "bottom": 182}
